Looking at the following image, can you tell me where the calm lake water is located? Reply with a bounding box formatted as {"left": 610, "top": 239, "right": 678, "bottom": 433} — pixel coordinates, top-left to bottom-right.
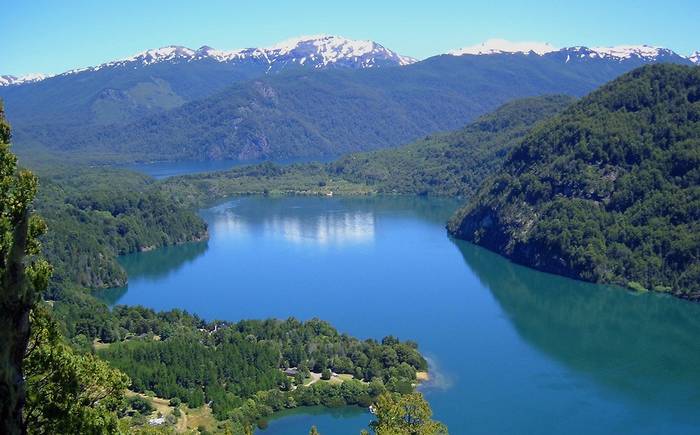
{"left": 103, "top": 196, "right": 700, "bottom": 434}
{"left": 124, "top": 160, "right": 245, "bottom": 179}
{"left": 124, "top": 157, "right": 334, "bottom": 179}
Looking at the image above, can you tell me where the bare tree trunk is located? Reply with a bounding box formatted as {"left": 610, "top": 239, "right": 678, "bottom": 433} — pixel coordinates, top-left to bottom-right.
{"left": 1, "top": 210, "right": 31, "bottom": 435}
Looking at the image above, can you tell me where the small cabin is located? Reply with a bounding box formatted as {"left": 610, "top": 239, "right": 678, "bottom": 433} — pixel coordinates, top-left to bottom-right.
{"left": 148, "top": 417, "right": 165, "bottom": 426}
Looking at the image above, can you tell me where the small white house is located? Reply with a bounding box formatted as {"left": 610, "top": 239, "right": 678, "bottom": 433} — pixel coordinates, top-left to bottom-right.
{"left": 148, "top": 417, "right": 165, "bottom": 426}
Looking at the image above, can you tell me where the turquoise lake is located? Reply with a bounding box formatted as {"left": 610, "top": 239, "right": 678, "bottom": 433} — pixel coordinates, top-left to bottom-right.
{"left": 103, "top": 196, "right": 700, "bottom": 434}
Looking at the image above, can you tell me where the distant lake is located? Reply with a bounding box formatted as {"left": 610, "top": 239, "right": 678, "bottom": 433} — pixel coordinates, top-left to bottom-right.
{"left": 125, "top": 157, "right": 334, "bottom": 179}
{"left": 102, "top": 196, "right": 700, "bottom": 434}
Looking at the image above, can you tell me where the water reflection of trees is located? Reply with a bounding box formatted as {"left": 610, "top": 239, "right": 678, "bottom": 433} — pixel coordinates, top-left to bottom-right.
{"left": 119, "top": 241, "right": 209, "bottom": 280}
{"left": 453, "top": 238, "right": 700, "bottom": 406}
{"left": 95, "top": 241, "right": 209, "bottom": 305}
{"left": 207, "top": 196, "right": 462, "bottom": 245}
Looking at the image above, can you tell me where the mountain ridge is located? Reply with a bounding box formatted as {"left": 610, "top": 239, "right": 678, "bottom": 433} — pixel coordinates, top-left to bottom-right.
{"left": 3, "top": 37, "right": 697, "bottom": 87}
{"left": 3, "top": 38, "right": 697, "bottom": 165}
{"left": 0, "top": 35, "right": 415, "bottom": 87}
{"left": 44, "top": 51, "right": 692, "bottom": 163}
{"left": 9, "top": 50, "right": 694, "bottom": 164}
{"left": 448, "top": 39, "right": 695, "bottom": 64}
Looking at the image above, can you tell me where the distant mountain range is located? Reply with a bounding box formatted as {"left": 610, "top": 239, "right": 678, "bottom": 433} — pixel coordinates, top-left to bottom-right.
{"left": 448, "top": 38, "right": 698, "bottom": 63}
{"left": 2, "top": 37, "right": 698, "bottom": 87}
{"left": 0, "top": 35, "right": 414, "bottom": 87}
{"left": 0, "top": 35, "right": 415, "bottom": 130}
{"left": 1, "top": 36, "right": 698, "bottom": 164}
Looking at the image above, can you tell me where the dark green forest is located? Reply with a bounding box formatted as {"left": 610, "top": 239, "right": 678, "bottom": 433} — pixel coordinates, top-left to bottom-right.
{"left": 450, "top": 64, "right": 700, "bottom": 298}
{"left": 97, "top": 313, "right": 426, "bottom": 426}
{"left": 328, "top": 95, "right": 574, "bottom": 197}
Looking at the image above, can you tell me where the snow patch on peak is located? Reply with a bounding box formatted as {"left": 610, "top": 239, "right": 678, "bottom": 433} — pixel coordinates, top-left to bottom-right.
{"left": 58, "top": 46, "right": 202, "bottom": 75}
{"left": 266, "top": 34, "right": 339, "bottom": 53}
{"left": 264, "top": 34, "right": 416, "bottom": 67}
{"left": 689, "top": 51, "right": 700, "bottom": 64}
{"left": 449, "top": 39, "right": 557, "bottom": 56}
{"left": 448, "top": 40, "right": 691, "bottom": 63}
{"left": 0, "top": 73, "right": 51, "bottom": 87}
{"left": 119, "top": 46, "right": 196, "bottom": 65}
{"left": 38, "top": 35, "right": 414, "bottom": 81}
{"left": 193, "top": 45, "right": 253, "bottom": 61}
{"left": 587, "top": 45, "right": 670, "bottom": 60}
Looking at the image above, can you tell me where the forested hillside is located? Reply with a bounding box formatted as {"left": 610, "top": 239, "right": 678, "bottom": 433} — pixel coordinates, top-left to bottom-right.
{"left": 0, "top": 60, "right": 267, "bottom": 129}
{"left": 34, "top": 166, "right": 208, "bottom": 291}
{"left": 329, "top": 95, "right": 574, "bottom": 196}
{"left": 449, "top": 64, "right": 700, "bottom": 298}
{"left": 158, "top": 95, "right": 574, "bottom": 202}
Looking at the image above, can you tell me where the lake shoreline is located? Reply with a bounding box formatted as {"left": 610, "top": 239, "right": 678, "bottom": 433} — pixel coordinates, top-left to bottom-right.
{"left": 104, "top": 195, "right": 700, "bottom": 435}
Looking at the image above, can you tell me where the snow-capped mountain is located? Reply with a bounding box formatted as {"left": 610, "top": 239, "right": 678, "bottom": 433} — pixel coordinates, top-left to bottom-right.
{"left": 1, "top": 35, "right": 415, "bottom": 87}
{"left": 3, "top": 33, "right": 695, "bottom": 164}
{"left": 262, "top": 35, "right": 416, "bottom": 68}
{"left": 99, "top": 35, "right": 417, "bottom": 70}
{"left": 448, "top": 39, "right": 696, "bottom": 64}
{"left": 4, "top": 36, "right": 694, "bottom": 88}
{"left": 562, "top": 45, "right": 685, "bottom": 62}
{"left": 0, "top": 73, "right": 51, "bottom": 87}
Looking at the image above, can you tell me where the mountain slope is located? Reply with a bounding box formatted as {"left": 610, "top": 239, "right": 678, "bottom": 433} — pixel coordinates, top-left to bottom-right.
{"left": 42, "top": 52, "right": 691, "bottom": 163}
{"left": 449, "top": 64, "right": 700, "bottom": 298}
{"left": 328, "top": 95, "right": 575, "bottom": 196}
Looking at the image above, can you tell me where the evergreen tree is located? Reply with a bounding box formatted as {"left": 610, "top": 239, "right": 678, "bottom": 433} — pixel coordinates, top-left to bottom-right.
{"left": 0, "top": 100, "right": 52, "bottom": 434}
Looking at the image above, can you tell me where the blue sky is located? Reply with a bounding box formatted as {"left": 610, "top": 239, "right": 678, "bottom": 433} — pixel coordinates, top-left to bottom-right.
{"left": 2, "top": 0, "right": 699, "bottom": 76}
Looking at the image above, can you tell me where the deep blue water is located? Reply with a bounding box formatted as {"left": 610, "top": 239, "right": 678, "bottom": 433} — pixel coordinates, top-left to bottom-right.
{"left": 124, "top": 159, "right": 245, "bottom": 179}
{"left": 104, "top": 196, "right": 700, "bottom": 434}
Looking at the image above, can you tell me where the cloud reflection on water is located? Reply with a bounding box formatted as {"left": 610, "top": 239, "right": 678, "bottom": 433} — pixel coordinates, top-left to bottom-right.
{"left": 212, "top": 206, "right": 375, "bottom": 246}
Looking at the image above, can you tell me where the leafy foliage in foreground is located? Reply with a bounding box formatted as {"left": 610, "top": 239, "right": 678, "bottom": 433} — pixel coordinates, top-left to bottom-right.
{"left": 450, "top": 64, "right": 700, "bottom": 298}
{"left": 0, "top": 101, "right": 52, "bottom": 435}
{"left": 367, "top": 392, "right": 448, "bottom": 435}
{"left": 24, "top": 306, "right": 129, "bottom": 434}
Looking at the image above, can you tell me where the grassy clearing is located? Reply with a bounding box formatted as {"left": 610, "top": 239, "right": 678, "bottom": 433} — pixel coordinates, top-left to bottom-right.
{"left": 124, "top": 390, "right": 217, "bottom": 433}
